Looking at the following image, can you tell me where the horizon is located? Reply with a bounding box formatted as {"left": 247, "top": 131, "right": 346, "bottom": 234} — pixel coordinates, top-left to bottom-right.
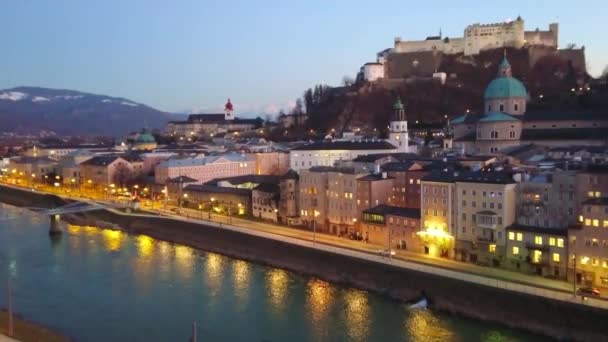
{"left": 2, "top": 0, "right": 607, "bottom": 116}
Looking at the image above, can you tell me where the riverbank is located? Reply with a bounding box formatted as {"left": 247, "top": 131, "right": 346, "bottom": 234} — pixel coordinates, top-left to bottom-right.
{"left": 2, "top": 185, "right": 608, "bottom": 341}
{"left": 0, "top": 310, "right": 71, "bottom": 342}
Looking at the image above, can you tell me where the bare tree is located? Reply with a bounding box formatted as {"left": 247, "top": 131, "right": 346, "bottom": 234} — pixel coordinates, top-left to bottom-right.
{"left": 342, "top": 75, "right": 355, "bottom": 86}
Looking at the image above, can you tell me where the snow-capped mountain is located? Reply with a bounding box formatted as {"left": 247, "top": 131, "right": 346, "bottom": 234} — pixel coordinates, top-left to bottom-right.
{"left": 0, "top": 87, "right": 174, "bottom": 136}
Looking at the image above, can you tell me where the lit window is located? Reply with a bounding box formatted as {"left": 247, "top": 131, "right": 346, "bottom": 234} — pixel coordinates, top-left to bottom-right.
{"left": 596, "top": 191, "right": 602, "bottom": 197}
{"left": 585, "top": 218, "right": 591, "bottom": 226}
{"left": 593, "top": 219, "right": 599, "bottom": 227}
{"left": 557, "top": 238, "right": 564, "bottom": 248}
{"left": 579, "top": 215, "right": 584, "bottom": 223}
{"left": 588, "top": 191, "right": 595, "bottom": 197}
{"left": 532, "top": 250, "right": 542, "bottom": 263}
{"left": 489, "top": 244, "right": 496, "bottom": 253}
{"left": 535, "top": 236, "right": 543, "bottom": 245}
{"left": 508, "top": 232, "right": 515, "bottom": 240}
{"left": 552, "top": 253, "right": 560, "bottom": 263}
{"left": 603, "top": 260, "right": 608, "bottom": 268}
{"left": 512, "top": 246, "right": 519, "bottom": 255}
{"left": 581, "top": 256, "right": 589, "bottom": 265}
{"left": 409, "top": 179, "right": 414, "bottom": 184}
{"left": 592, "top": 258, "right": 599, "bottom": 266}
{"left": 549, "top": 237, "right": 555, "bottom": 246}
{"left": 516, "top": 232, "right": 523, "bottom": 241}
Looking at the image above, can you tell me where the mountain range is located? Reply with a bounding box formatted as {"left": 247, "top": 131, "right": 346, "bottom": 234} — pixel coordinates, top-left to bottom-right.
{"left": 0, "top": 87, "right": 180, "bottom": 137}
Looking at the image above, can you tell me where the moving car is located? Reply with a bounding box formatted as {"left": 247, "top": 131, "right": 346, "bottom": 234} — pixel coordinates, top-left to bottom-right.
{"left": 377, "top": 249, "right": 396, "bottom": 257}
{"left": 578, "top": 287, "right": 601, "bottom": 297}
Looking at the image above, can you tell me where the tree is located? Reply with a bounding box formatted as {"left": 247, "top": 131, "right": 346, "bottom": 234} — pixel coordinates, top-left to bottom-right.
{"left": 342, "top": 75, "right": 355, "bottom": 86}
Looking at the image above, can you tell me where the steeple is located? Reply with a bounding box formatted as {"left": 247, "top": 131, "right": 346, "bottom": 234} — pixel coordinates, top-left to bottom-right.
{"left": 224, "top": 98, "right": 234, "bottom": 120}
{"left": 498, "top": 51, "right": 512, "bottom": 77}
{"left": 393, "top": 97, "right": 406, "bottom": 121}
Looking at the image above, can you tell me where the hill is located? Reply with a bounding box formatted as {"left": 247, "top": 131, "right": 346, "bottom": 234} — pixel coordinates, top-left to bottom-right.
{"left": 302, "top": 47, "right": 603, "bottom": 135}
{"left": 0, "top": 87, "right": 173, "bottom": 136}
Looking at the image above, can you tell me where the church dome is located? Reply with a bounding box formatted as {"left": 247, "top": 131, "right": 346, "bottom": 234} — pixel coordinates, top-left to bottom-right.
{"left": 484, "top": 56, "right": 527, "bottom": 100}
{"left": 484, "top": 77, "right": 527, "bottom": 99}
{"left": 136, "top": 132, "right": 156, "bottom": 144}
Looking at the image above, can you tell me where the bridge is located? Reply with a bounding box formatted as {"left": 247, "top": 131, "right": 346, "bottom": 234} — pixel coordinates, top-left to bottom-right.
{"left": 25, "top": 201, "right": 115, "bottom": 216}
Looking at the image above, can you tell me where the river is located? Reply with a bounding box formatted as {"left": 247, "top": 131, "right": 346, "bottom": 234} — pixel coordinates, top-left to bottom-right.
{"left": 0, "top": 203, "right": 544, "bottom": 341}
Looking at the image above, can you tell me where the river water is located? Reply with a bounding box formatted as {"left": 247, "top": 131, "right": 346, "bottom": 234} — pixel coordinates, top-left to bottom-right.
{"left": 0, "top": 203, "right": 542, "bottom": 341}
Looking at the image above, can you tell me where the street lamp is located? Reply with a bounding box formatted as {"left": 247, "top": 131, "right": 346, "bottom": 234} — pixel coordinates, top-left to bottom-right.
{"left": 313, "top": 210, "right": 320, "bottom": 245}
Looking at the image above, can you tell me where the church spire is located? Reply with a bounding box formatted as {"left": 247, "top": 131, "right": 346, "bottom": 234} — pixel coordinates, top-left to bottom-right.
{"left": 498, "top": 51, "right": 512, "bottom": 77}
{"left": 393, "top": 97, "right": 406, "bottom": 121}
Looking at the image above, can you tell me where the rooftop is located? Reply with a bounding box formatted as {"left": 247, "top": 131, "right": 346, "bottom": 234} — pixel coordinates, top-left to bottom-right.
{"left": 478, "top": 112, "right": 520, "bottom": 123}
{"left": 252, "top": 182, "right": 280, "bottom": 193}
{"left": 205, "top": 174, "right": 280, "bottom": 186}
{"left": 583, "top": 197, "right": 608, "bottom": 206}
{"left": 507, "top": 224, "right": 568, "bottom": 237}
{"left": 357, "top": 174, "right": 394, "bottom": 181}
{"left": 80, "top": 155, "right": 123, "bottom": 167}
{"left": 363, "top": 205, "right": 421, "bottom": 219}
{"left": 184, "top": 184, "right": 252, "bottom": 196}
{"left": 521, "top": 128, "right": 607, "bottom": 141}
{"left": 292, "top": 140, "right": 396, "bottom": 151}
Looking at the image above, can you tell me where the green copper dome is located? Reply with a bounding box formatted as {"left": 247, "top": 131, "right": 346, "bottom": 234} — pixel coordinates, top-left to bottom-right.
{"left": 136, "top": 132, "right": 156, "bottom": 144}
{"left": 484, "top": 77, "right": 527, "bottom": 100}
{"left": 393, "top": 98, "right": 404, "bottom": 110}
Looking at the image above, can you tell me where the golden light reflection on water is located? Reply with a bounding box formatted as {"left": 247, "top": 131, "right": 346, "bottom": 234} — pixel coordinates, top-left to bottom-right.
{"left": 307, "top": 278, "right": 334, "bottom": 335}
{"left": 343, "top": 289, "right": 370, "bottom": 342}
{"left": 206, "top": 253, "right": 224, "bottom": 291}
{"left": 136, "top": 235, "right": 154, "bottom": 258}
{"left": 102, "top": 229, "right": 123, "bottom": 251}
{"left": 404, "top": 308, "right": 455, "bottom": 342}
{"left": 83, "top": 225, "right": 99, "bottom": 236}
{"left": 174, "top": 245, "right": 195, "bottom": 277}
{"left": 232, "top": 260, "right": 250, "bottom": 302}
{"left": 67, "top": 225, "right": 80, "bottom": 234}
{"left": 267, "top": 269, "right": 288, "bottom": 312}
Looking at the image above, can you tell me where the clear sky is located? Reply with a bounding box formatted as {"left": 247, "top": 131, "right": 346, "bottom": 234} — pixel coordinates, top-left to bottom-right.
{"left": 2, "top": 0, "right": 607, "bottom": 115}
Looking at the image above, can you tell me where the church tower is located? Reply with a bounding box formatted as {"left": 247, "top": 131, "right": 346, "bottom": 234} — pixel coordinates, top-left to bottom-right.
{"left": 224, "top": 98, "right": 234, "bottom": 120}
{"left": 387, "top": 97, "right": 410, "bottom": 153}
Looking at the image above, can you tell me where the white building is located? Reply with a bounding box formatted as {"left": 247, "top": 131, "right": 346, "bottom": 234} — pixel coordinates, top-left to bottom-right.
{"left": 387, "top": 98, "right": 411, "bottom": 153}
{"left": 363, "top": 62, "right": 385, "bottom": 82}
{"left": 289, "top": 140, "right": 398, "bottom": 172}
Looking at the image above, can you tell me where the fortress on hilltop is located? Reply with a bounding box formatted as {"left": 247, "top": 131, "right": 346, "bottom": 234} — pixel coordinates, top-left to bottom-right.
{"left": 359, "top": 16, "right": 581, "bottom": 83}
{"left": 392, "top": 16, "right": 557, "bottom": 57}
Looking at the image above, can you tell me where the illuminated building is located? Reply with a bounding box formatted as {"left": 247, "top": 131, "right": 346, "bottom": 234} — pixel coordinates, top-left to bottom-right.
{"left": 569, "top": 198, "right": 608, "bottom": 288}
{"left": 455, "top": 172, "right": 517, "bottom": 265}
{"left": 505, "top": 224, "right": 568, "bottom": 279}
{"left": 361, "top": 205, "right": 421, "bottom": 251}
{"left": 419, "top": 170, "right": 457, "bottom": 258}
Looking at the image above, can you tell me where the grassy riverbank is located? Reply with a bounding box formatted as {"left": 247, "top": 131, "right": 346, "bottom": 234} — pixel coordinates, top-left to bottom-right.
{"left": 0, "top": 310, "right": 71, "bottom": 342}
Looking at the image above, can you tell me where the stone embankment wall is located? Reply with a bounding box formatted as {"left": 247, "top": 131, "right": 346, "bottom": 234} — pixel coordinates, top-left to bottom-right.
{"left": 2, "top": 185, "right": 608, "bottom": 341}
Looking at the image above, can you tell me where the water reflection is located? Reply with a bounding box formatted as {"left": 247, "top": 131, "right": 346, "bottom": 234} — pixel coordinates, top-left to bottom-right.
{"left": 232, "top": 260, "right": 250, "bottom": 304}
{"left": 307, "top": 278, "right": 334, "bottom": 338}
{"left": 136, "top": 235, "right": 154, "bottom": 258}
{"left": 102, "top": 229, "right": 123, "bottom": 251}
{"left": 266, "top": 269, "right": 288, "bottom": 313}
{"left": 174, "top": 245, "right": 195, "bottom": 279}
{"left": 404, "top": 308, "right": 455, "bottom": 342}
{"left": 343, "top": 289, "right": 370, "bottom": 342}
{"left": 205, "top": 253, "right": 224, "bottom": 294}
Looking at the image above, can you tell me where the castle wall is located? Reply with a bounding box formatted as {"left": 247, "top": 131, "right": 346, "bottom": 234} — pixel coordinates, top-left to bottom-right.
{"left": 463, "top": 20, "right": 525, "bottom": 56}
{"left": 363, "top": 63, "right": 385, "bottom": 82}
{"left": 523, "top": 120, "right": 608, "bottom": 130}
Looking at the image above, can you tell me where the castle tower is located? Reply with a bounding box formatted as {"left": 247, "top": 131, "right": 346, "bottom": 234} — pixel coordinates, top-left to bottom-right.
{"left": 224, "top": 99, "right": 234, "bottom": 120}
{"left": 387, "top": 97, "right": 410, "bottom": 153}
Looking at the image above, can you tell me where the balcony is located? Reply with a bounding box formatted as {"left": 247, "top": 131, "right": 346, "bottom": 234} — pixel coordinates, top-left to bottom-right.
{"left": 476, "top": 236, "right": 496, "bottom": 244}
{"left": 525, "top": 242, "right": 549, "bottom": 252}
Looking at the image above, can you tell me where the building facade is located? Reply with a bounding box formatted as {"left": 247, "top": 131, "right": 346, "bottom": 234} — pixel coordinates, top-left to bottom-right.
{"left": 155, "top": 154, "right": 255, "bottom": 185}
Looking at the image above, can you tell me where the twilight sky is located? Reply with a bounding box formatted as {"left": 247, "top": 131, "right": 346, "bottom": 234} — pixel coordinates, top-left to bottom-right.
{"left": 2, "top": 0, "right": 607, "bottom": 115}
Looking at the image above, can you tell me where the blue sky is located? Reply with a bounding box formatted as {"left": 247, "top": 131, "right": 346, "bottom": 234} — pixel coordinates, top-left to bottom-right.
{"left": 2, "top": 0, "right": 607, "bottom": 115}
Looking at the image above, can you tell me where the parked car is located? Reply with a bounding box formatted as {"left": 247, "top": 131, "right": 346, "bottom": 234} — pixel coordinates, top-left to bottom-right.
{"left": 377, "top": 249, "right": 396, "bottom": 257}
{"left": 578, "top": 287, "right": 601, "bottom": 297}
